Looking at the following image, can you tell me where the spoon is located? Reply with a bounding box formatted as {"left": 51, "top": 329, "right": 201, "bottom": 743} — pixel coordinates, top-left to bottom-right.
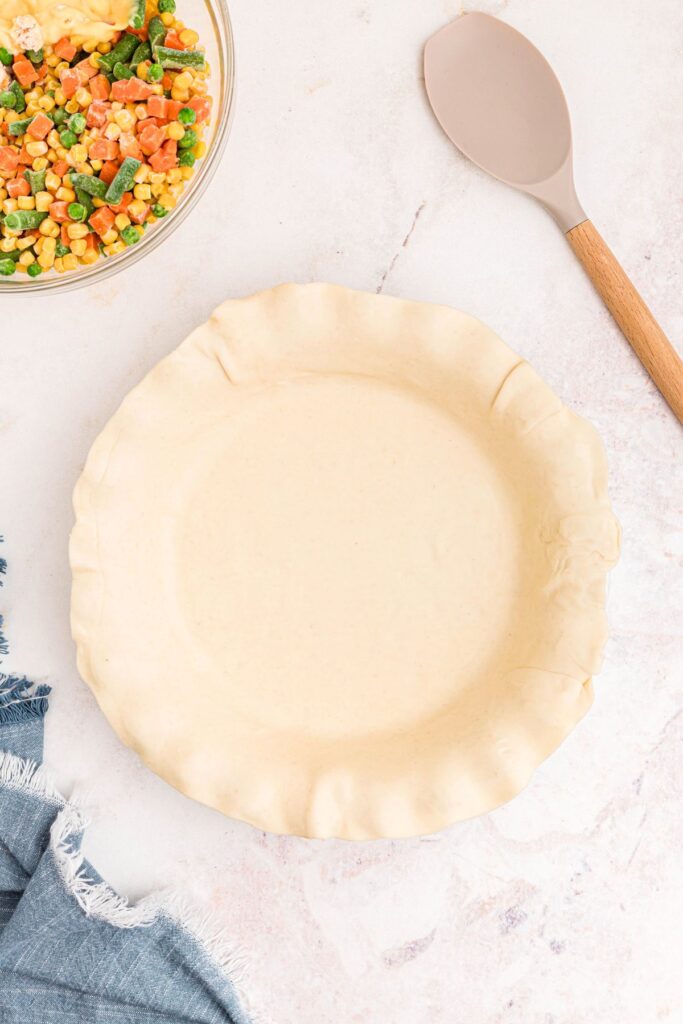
{"left": 424, "top": 12, "right": 683, "bottom": 422}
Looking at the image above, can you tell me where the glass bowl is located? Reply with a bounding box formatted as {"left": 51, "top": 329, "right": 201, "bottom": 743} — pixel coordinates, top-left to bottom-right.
{"left": 0, "top": 0, "right": 235, "bottom": 294}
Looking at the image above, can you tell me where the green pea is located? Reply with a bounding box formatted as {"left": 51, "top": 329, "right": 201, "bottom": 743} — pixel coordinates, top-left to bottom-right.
{"left": 0, "top": 47, "right": 13, "bottom": 66}
{"left": 0, "top": 257, "right": 16, "bottom": 277}
{"left": 178, "top": 128, "right": 197, "bottom": 150}
{"left": 147, "top": 63, "right": 164, "bottom": 82}
{"left": 55, "top": 240, "right": 70, "bottom": 257}
{"left": 158, "top": 0, "right": 176, "bottom": 12}
{"left": 121, "top": 225, "right": 141, "bottom": 246}
{"left": 178, "top": 150, "right": 196, "bottom": 167}
{"left": 151, "top": 203, "right": 169, "bottom": 218}
{"left": 52, "top": 106, "right": 68, "bottom": 126}
{"left": 178, "top": 107, "right": 196, "bottom": 126}
{"left": 67, "top": 203, "right": 87, "bottom": 223}
{"left": 27, "top": 262, "right": 43, "bottom": 277}
{"left": 59, "top": 129, "right": 78, "bottom": 149}
{"left": 0, "top": 90, "right": 17, "bottom": 109}
{"left": 69, "top": 113, "right": 87, "bottom": 134}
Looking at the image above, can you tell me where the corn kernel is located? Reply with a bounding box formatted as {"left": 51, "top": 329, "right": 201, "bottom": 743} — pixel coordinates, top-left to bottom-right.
{"left": 0, "top": 238, "right": 17, "bottom": 253}
{"left": 81, "top": 248, "right": 100, "bottom": 265}
{"left": 171, "top": 88, "right": 189, "bottom": 103}
{"left": 69, "top": 145, "right": 87, "bottom": 164}
{"left": 114, "top": 110, "right": 135, "bottom": 131}
{"left": 54, "top": 88, "right": 66, "bottom": 106}
{"left": 17, "top": 196, "right": 36, "bottom": 211}
{"left": 65, "top": 99, "right": 79, "bottom": 114}
{"left": 134, "top": 104, "right": 148, "bottom": 120}
{"left": 0, "top": 189, "right": 6, "bottom": 203}
{"left": 32, "top": 156, "right": 49, "bottom": 171}
{"left": 166, "top": 168, "right": 182, "bottom": 184}
{"left": 75, "top": 88, "right": 92, "bottom": 107}
{"left": 35, "top": 191, "right": 52, "bottom": 212}
{"left": 149, "top": 172, "right": 165, "bottom": 185}
{"left": 17, "top": 236, "right": 34, "bottom": 251}
{"left": 179, "top": 29, "right": 199, "bottom": 47}
{"left": 128, "top": 199, "right": 147, "bottom": 220}
{"left": 160, "top": 12, "right": 175, "bottom": 26}
{"left": 133, "top": 164, "right": 149, "bottom": 184}
{"left": 97, "top": 42, "right": 112, "bottom": 55}
{"left": 38, "top": 250, "right": 55, "bottom": 269}
{"left": 42, "top": 236, "right": 57, "bottom": 254}
{"left": 70, "top": 238, "right": 87, "bottom": 257}
{"left": 167, "top": 122, "right": 185, "bottom": 141}
{"left": 104, "top": 123, "right": 121, "bottom": 140}
{"left": 39, "top": 217, "right": 58, "bottom": 236}
{"left": 46, "top": 54, "right": 61, "bottom": 68}
{"left": 2, "top": 199, "right": 19, "bottom": 215}
{"left": 25, "top": 141, "right": 48, "bottom": 158}
{"left": 100, "top": 229, "right": 118, "bottom": 245}
{"left": 134, "top": 183, "right": 152, "bottom": 201}
{"left": 104, "top": 240, "right": 127, "bottom": 256}
{"left": 19, "top": 250, "right": 35, "bottom": 266}
{"left": 158, "top": 192, "right": 176, "bottom": 210}
{"left": 56, "top": 187, "right": 76, "bottom": 202}
{"left": 137, "top": 63, "right": 148, "bottom": 81}
{"left": 90, "top": 159, "right": 103, "bottom": 171}
{"left": 54, "top": 257, "right": 65, "bottom": 273}
{"left": 180, "top": 166, "right": 194, "bottom": 181}
{"left": 67, "top": 223, "right": 89, "bottom": 240}
{"left": 62, "top": 253, "right": 79, "bottom": 271}
{"left": 39, "top": 95, "right": 56, "bottom": 112}
{"left": 114, "top": 213, "right": 131, "bottom": 231}
{"left": 45, "top": 172, "right": 61, "bottom": 192}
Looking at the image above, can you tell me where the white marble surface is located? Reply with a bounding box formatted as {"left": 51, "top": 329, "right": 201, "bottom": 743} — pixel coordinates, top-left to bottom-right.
{"left": 2, "top": 0, "right": 682, "bottom": 1020}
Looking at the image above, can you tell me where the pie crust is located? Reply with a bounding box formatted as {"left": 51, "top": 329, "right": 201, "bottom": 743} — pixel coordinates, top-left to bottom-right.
{"left": 70, "top": 284, "right": 620, "bottom": 838}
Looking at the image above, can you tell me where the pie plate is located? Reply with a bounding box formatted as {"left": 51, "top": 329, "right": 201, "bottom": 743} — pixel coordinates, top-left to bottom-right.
{"left": 70, "top": 284, "right": 620, "bottom": 839}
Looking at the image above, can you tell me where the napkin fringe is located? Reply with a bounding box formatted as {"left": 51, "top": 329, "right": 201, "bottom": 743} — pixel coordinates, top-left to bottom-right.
{"left": 0, "top": 749, "right": 65, "bottom": 805}
{"left": 0, "top": 674, "right": 52, "bottom": 724}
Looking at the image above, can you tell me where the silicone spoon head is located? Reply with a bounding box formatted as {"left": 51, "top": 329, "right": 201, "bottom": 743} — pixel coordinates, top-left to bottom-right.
{"left": 424, "top": 12, "right": 586, "bottom": 232}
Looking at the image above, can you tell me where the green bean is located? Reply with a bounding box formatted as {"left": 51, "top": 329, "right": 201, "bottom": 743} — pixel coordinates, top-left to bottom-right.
{"left": 3, "top": 210, "right": 48, "bottom": 231}
{"left": 23, "top": 169, "right": 46, "bottom": 195}
{"left": 69, "top": 173, "right": 108, "bottom": 199}
{"left": 74, "top": 188, "right": 94, "bottom": 218}
{"left": 131, "top": 41, "right": 152, "bottom": 66}
{"left": 10, "top": 82, "right": 26, "bottom": 113}
{"left": 104, "top": 157, "right": 141, "bottom": 205}
{"left": 98, "top": 33, "right": 139, "bottom": 70}
{"left": 155, "top": 47, "right": 206, "bottom": 70}
{"left": 113, "top": 62, "right": 134, "bottom": 80}
{"left": 9, "top": 115, "right": 34, "bottom": 137}
{"left": 26, "top": 48, "right": 44, "bottom": 64}
{"left": 0, "top": 47, "right": 13, "bottom": 67}
{"left": 129, "top": 0, "right": 146, "bottom": 29}
{"left": 147, "top": 16, "right": 167, "bottom": 55}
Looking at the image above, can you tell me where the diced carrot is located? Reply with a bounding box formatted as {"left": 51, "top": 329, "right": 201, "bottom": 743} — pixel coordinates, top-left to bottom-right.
{"left": 13, "top": 58, "right": 38, "bottom": 87}
{"left": 119, "top": 132, "right": 142, "bottom": 160}
{"left": 89, "top": 138, "right": 120, "bottom": 161}
{"left": 49, "top": 201, "right": 71, "bottom": 223}
{"left": 26, "top": 112, "right": 53, "bottom": 140}
{"left": 161, "top": 73, "right": 173, "bottom": 91}
{"left": 165, "top": 100, "right": 182, "bottom": 120}
{"left": 99, "top": 160, "right": 120, "bottom": 184}
{"left": 0, "top": 148, "right": 20, "bottom": 174}
{"left": 74, "top": 58, "right": 99, "bottom": 81}
{"left": 110, "top": 192, "right": 132, "bottom": 214}
{"left": 128, "top": 201, "right": 149, "bottom": 225}
{"left": 17, "top": 145, "right": 33, "bottom": 165}
{"left": 59, "top": 67, "right": 82, "bottom": 98}
{"left": 7, "top": 176, "right": 31, "bottom": 198}
{"left": 89, "top": 206, "right": 116, "bottom": 236}
{"left": 149, "top": 139, "right": 178, "bottom": 172}
{"left": 52, "top": 160, "right": 69, "bottom": 177}
{"left": 162, "top": 31, "right": 185, "bottom": 50}
{"left": 61, "top": 224, "right": 72, "bottom": 247}
{"left": 86, "top": 100, "right": 110, "bottom": 128}
{"left": 85, "top": 232, "right": 99, "bottom": 252}
{"left": 138, "top": 123, "right": 165, "bottom": 155}
{"left": 36, "top": 63, "right": 48, "bottom": 82}
{"left": 54, "top": 36, "right": 78, "bottom": 61}
{"left": 111, "top": 77, "right": 152, "bottom": 102}
{"left": 146, "top": 95, "right": 167, "bottom": 119}
{"left": 187, "top": 96, "right": 212, "bottom": 123}
{"left": 90, "top": 75, "right": 111, "bottom": 101}
{"left": 135, "top": 117, "right": 163, "bottom": 133}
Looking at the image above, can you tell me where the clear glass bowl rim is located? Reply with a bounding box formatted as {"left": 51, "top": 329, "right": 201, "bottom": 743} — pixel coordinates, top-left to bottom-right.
{"left": 0, "top": 0, "right": 235, "bottom": 295}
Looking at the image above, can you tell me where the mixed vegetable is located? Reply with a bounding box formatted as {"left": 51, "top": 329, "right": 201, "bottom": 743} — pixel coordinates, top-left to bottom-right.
{"left": 0, "top": 0, "right": 212, "bottom": 279}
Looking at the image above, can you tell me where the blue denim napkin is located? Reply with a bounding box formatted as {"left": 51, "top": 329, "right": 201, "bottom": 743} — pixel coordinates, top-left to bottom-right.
{"left": 0, "top": 672, "right": 253, "bottom": 1024}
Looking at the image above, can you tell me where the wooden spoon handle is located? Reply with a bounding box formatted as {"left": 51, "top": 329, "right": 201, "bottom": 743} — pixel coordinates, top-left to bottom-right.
{"left": 566, "top": 219, "right": 683, "bottom": 423}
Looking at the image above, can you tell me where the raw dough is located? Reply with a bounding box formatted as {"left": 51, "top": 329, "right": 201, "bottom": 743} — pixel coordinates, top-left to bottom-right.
{"left": 70, "top": 284, "right": 620, "bottom": 838}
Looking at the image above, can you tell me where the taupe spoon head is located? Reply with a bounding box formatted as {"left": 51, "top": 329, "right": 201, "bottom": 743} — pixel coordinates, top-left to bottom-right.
{"left": 424, "top": 12, "right": 585, "bottom": 231}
